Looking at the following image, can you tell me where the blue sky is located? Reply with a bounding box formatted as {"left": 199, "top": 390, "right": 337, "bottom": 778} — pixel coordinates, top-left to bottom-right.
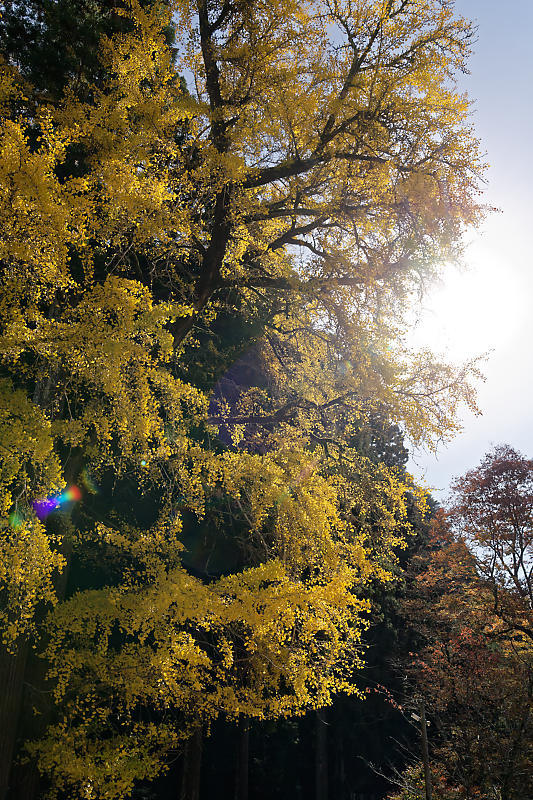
{"left": 408, "top": 0, "right": 533, "bottom": 498}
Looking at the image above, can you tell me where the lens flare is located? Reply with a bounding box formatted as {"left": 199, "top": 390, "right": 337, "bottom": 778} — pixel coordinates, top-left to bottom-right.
{"left": 8, "top": 511, "right": 23, "bottom": 529}
{"left": 274, "top": 459, "right": 318, "bottom": 506}
{"left": 32, "top": 485, "right": 82, "bottom": 520}
{"left": 80, "top": 468, "right": 98, "bottom": 495}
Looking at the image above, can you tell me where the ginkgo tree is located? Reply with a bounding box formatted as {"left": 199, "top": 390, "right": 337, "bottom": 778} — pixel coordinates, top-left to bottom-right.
{"left": 0, "top": 1, "right": 486, "bottom": 797}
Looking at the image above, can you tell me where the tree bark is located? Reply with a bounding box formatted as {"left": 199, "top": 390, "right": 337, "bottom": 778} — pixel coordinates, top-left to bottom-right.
{"left": 0, "top": 642, "right": 30, "bottom": 800}
{"left": 419, "top": 702, "right": 432, "bottom": 800}
{"left": 180, "top": 725, "right": 203, "bottom": 800}
{"left": 234, "top": 718, "right": 249, "bottom": 800}
{"left": 334, "top": 718, "right": 346, "bottom": 800}
{"left": 2, "top": 528, "right": 74, "bottom": 800}
{"left": 315, "top": 708, "right": 328, "bottom": 800}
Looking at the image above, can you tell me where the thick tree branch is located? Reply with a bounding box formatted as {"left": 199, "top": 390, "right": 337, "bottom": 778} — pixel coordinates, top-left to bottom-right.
{"left": 242, "top": 151, "right": 386, "bottom": 190}
{"left": 197, "top": 0, "right": 229, "bottom": 151}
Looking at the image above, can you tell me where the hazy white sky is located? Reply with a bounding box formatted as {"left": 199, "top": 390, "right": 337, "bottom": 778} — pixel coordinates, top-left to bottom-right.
{"left": 408, "top": 0, "right": 533, "bottom": 499}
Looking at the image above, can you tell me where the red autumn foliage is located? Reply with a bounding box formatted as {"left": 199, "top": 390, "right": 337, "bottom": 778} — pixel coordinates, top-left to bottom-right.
{"left": 449, "top": 444, "right": 533, "bottom": 640}
{"left": 398, "top": 451, "right": 533, "bottom": 800}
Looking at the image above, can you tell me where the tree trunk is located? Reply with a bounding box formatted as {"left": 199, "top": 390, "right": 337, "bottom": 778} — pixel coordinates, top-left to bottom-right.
{"left": 6, "top": 642, "right": 54, "bottom": 800}
{"left": 0, "top": 642, "right": 29, "bottom": 800}
{"left": 180, "top": 725, "right": 203, "bottom": 800}
{"left": 234, "top": 718, "right": 249, "bottom": 800}
{"left": 334, "top": 719, "right": 346, "bottom": 800}
{"left": 315, "top": 708, "right": 328, "bottom": 800}
{"left": 2, "top": 528, "right": 74, "bottom": 800}
{"left": 419, "top": 703, "right": 432, "bottom": 800}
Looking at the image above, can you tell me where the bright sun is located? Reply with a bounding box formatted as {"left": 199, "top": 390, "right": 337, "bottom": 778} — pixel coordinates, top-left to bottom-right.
{"left": 410, "top": 236, "right": 522, "bottom": 363}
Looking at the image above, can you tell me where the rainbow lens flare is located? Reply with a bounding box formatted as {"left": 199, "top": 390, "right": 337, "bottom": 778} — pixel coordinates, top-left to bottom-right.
{"left": 32, "top": 485, "right": 82, "bottom": 521}
{"left": 80, "top": 468, "right": 98, "bottom": 495}
{"left": 8, "top": 511, "right": 23, "bottom": 529}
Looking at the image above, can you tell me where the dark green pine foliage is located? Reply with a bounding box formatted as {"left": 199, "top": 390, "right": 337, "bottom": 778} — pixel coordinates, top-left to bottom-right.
{"left": 0, "top": 0, "right": 179, "bottom": 97}
{"left": 349, "top": 411, "right": 409, "bottom": 472}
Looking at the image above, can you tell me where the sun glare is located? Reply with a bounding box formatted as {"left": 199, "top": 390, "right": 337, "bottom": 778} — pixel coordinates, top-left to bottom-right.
{"left": 410, "top": 236, "right": 523, "bottom": 363}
